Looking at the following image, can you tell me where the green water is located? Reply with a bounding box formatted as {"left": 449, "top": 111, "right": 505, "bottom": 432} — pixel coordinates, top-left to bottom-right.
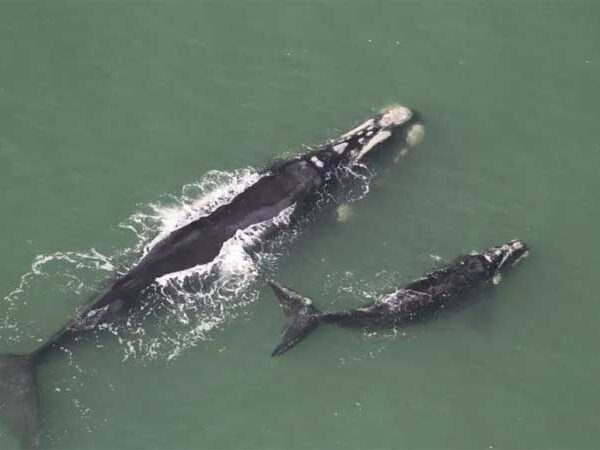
{"left": 1, "top": 1, "right": 600, "bottom": 448}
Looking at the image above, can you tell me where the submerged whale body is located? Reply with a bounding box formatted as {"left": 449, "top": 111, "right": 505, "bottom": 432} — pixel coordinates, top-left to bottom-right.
{"left": 269, "top": 240, "right": 529, "bottom": 356}
{"left": 0, "top": 105, "right": 422, "bottom": 448}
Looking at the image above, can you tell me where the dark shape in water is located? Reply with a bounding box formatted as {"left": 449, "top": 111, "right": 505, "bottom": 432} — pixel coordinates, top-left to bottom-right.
{"left": 269, "top": 240, "right": 529, "bottom": 357}
{"left": 0, "top": 105, "right": 422, "bottom": 448}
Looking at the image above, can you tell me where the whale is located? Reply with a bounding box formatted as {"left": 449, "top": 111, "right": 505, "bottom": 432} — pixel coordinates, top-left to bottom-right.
{"left": 0, "top": 104, "right": 422, "bottom": 448}
{"left": 269, "top": 240, "right": 529, "bottom": 356}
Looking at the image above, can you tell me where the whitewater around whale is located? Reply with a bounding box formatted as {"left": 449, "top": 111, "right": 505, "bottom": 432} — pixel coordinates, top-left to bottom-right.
{"left": 0, "top": 104, "right": 423, "bottom": 448}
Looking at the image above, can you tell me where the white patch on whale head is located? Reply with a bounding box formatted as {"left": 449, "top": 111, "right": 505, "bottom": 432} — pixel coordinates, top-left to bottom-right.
{"left": 350, "top": 129, "right": 392, "bottom": 164}
{"left": 310, "top": 156, "right": 324, "bottom": 168}
{"left": 332, "top": 142, "right": 348, "bottom": 154}
{"left": 511, "top": 240, "right": 525, "bottom": 250}
{"left": 378, "top": 104, "right": 412, "bottom": 128}
{"left": 339, "top": 118, "right": 375, "bottom": 140}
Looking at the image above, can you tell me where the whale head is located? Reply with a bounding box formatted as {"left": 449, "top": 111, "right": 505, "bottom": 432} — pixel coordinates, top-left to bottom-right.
{"left": 308, "top": 104, "right": 424, "bottom": 171}
{"left": 481, "top": 239, "right": 530, "bottom": 282}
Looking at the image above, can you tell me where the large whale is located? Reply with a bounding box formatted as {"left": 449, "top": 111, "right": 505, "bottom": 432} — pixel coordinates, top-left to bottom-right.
{"left": 269, "top": 240, "right": 529, "bottom": 356}
{"left": 0, "top": 105, "right": 422, "bottom": 448}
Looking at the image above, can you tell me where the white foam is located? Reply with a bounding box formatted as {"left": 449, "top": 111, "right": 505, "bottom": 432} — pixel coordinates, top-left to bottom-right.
{"left": 104, "top": 169, "right": 297, "bottom": 362}
{"left": 2, "top": 161, "right": 375, "bottom": 362}
{"left": 134, "top": 168, "right": 263, "bottom": 259}
{"left": 1, "top": 168, "right": 296, "bottom": 362}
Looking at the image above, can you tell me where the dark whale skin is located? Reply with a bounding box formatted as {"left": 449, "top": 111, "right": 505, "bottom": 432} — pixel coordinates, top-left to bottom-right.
{"left": 0, "top": 105, "right": 420, "bottom": 448}
{"left": 269, "top": 240, "right": 529, "bottom": 356}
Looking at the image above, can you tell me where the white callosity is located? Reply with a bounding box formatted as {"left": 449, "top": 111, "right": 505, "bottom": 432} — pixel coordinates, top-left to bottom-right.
{"left": 351, "top": 129, "right": 392, "bottom": 164}
{"left": 332, "top": 142, "right": 348, "bottom": 154}
{"left": 310, "top": 156, "right": 324, "bottom": 168}
{"left": 377, "top": 104, "right": 413, "bottom": 128}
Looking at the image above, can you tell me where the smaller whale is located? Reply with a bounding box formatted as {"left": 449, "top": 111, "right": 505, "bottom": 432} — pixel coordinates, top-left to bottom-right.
{"left": 269, "top": 240, "right": 529, "bottom": 356}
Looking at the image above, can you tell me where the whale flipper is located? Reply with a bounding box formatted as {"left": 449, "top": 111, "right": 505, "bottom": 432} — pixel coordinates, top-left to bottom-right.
{"left": 0, "top": 354, "right": 40, "bottom": 449}
{"left": 269, "top": 281, "right": 322, "bottom": 356}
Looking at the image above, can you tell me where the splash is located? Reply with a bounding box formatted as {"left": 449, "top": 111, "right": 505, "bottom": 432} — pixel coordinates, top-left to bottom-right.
{"left": 104, "top": 200, "right": 297, "bottom": 363}
{"left": 1, "top": 164, "right": 373, "bottom": 362}
{"left": 0, "top": 168, "right": 295, "bottom": 362}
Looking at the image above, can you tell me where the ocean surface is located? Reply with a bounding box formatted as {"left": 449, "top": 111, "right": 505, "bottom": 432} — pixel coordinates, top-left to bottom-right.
{"left": 1, "top": 1, "right": 599, "bottom": 448}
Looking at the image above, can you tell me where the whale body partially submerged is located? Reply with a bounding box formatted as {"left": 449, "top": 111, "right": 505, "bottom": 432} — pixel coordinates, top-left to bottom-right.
{"left": 0, "top": 105, "right": 422, "bottom": 448}
{"left": 269, "top": 240, "right": 530, "bottom": 356}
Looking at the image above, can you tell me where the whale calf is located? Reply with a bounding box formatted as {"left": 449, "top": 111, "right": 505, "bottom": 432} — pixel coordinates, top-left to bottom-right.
{"left": 269, "top": 240, "right": 529, "bottom": 356}
{"left": 0, "top": 105, "right": 422, "bottom": 448}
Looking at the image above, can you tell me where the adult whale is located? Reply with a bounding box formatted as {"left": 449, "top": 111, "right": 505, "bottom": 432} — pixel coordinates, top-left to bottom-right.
{"left": 269, "top": 240, "right": 529, "bottom": 356}
{"left": 0, "top": 104, "right": 422, "bottom": 448}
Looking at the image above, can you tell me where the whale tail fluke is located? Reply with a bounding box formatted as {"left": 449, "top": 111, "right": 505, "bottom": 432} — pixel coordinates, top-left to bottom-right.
{"left": 269, "top": 281, "right": 322, "bottom": 356}
{"left": 0, "top": 353, "right": 40, "bottom": 449}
